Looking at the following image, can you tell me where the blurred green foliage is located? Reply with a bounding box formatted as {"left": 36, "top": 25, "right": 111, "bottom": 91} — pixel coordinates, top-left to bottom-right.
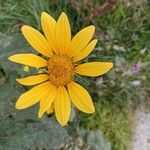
{"left": 0, "top": 0, "right": 150, "bottom": 150}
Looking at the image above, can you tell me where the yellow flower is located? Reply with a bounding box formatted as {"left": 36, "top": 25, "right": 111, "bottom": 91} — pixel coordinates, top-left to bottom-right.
{"left": 9, "top": 12, "right": 113, "bottom": 126}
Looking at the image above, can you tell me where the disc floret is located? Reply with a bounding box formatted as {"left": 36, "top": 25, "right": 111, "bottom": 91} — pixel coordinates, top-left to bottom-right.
{"left": 47, "top": 55, "right": 74, "bottom": 86}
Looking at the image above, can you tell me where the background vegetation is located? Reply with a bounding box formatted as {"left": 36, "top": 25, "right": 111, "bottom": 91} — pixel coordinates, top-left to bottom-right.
{"left": 0, "top": 0, "right": 149, "bottom": 150}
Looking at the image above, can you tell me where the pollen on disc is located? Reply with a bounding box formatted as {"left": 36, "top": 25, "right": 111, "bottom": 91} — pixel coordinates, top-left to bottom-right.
{"left": 47, "top": 55, "right": 74, "bottom": 86}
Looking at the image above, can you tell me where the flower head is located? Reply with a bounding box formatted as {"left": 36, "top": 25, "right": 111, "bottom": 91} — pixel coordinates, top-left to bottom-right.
{"left": 9, "top": 12, "right": 113, "bottom": 126}
{"left": 131, "top": 63, "right": 140, "bottom": 74}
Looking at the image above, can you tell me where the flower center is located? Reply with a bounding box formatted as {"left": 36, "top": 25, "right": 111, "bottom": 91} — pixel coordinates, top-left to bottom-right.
{"left": 47, "top": 55, "right": 74, "bottom": 86}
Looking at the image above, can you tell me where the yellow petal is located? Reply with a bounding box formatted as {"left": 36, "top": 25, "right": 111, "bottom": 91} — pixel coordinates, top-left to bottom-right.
{"left": 9, "top": 54, "right": 47, "bottom": 68}
{"left": 75, "top": 62, "right": 113, "bottom": 77}
{"left": 46, "top": 104, "right": 54, "bottom": 115}
{"left": 41, "top": 12, "right": 58, "bottom": 54}
{"left": 55, "top": 12, "right": 71, "bottom": 54}
{"left": 16, "top": 74, "right": 49, "bottom": 86}
{"left": 54, "top": 86, "right": 71, "bottom": 126}
{"left": 38, "top": 85, "right": 57, "bottom": 118}
{"left": 73, "top": 39, "right": 98, "bottom": 62}
{"left": 69, "top": 26, "right": 95, "bottom": 57}
{"left": 21, "top": 25, "right": 52, "bottom": 57}
{"left": 16, "top": 81, "right": 52, "bottom": 109}
{"left": 67, "top": 82, "right": 95, "bottom": 113}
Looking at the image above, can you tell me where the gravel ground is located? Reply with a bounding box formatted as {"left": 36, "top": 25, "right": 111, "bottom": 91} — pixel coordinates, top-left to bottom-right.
{"left": 131, "top": 108, "right": 150, "bottom": 150}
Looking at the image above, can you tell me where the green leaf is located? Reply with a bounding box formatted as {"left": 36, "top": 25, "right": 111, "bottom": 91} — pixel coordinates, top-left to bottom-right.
{"left": 0, "top": 33, "right": 35, "bottom": 76}
{"left": 0, "top": 117, "right": 68, "bottom": 150}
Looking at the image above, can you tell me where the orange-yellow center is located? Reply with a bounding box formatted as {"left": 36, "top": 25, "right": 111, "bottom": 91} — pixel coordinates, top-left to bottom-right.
{"left": 47, "top": 55, "right": 74, "bottom": 86}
